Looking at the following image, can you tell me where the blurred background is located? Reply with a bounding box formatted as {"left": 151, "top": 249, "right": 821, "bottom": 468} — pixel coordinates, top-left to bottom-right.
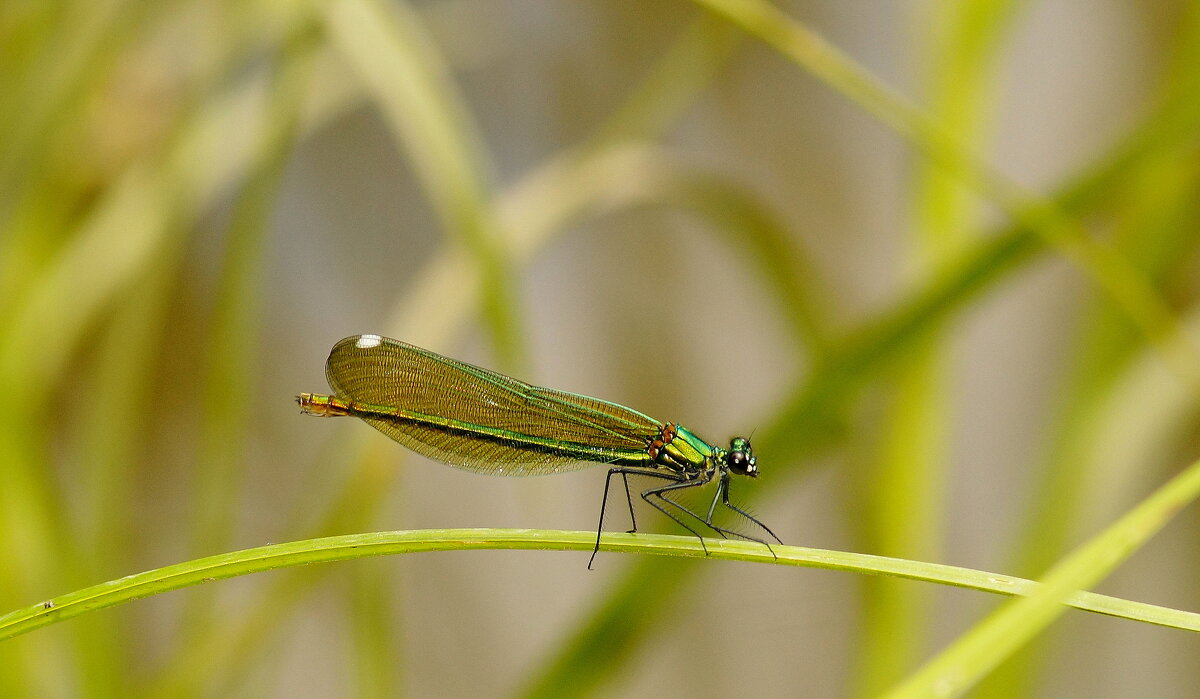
{"left": 2, "top": 0, "right": 1200, "bottom": 696}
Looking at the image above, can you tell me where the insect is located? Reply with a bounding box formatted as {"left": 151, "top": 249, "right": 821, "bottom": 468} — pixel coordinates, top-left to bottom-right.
{"left": 297, "top": 335, "right": 780, "bottom": 567}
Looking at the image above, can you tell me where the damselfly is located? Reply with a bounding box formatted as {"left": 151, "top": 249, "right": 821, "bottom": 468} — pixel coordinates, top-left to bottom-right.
{"left": 297, "top": 335, "right": 780, "bottom": 566}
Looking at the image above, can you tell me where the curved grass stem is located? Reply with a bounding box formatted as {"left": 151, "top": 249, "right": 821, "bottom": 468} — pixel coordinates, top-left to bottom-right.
{"left": 0, "top": 528, "right": 1196, "bottom": 643}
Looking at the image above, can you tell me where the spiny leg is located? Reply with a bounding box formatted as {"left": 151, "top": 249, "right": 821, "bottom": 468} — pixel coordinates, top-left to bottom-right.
{"left": 719, "top": 473, "right": 783, "bottom": 545}
{"left": 641, "top": 477, "right": 719, "bottom": 555}
{"left": 660, "top": 474, "right": 780, "bottom": 557}
{"left": 697, "top": 477, "right": 758, "bottom": 543}
{"left": 590, "top": 467, "right": 682, "bottom": 569}
{"left": 650, "top": 477, "right": 730, "bottom": 540}
{"left": 590, "top": 467, "right": 624, "bottom": 569}
{"left": 704, "top": 474, "right": 724, "bottom": 523}
{"left": 711, "top": 474, "right": 782, "bottom": 559}
{"left": 693, "top": 507, "right": 778, "bottom": 557}
{"left": 703, "top": 520, "right": 778, "bottom": 558}
{"left": 621, "top": 472, "right": 637, "bottom": 533}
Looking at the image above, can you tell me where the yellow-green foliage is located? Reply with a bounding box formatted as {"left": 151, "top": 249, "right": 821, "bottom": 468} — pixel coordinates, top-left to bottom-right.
{"left": 1, "top": 1, "right": 1199, "bottom": 696}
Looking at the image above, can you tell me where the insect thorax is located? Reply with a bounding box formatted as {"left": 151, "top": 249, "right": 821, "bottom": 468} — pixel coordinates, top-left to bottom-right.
{"left": 646, "top": 423, "right": 716, "bottom": 478}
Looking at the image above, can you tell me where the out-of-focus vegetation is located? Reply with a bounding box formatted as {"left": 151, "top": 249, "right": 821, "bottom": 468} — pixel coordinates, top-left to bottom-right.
{"left": 1, "top": 0, "right": 1199, "bottom": 696}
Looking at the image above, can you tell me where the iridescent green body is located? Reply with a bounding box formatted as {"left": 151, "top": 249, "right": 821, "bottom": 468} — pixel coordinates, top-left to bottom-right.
{"left": 297, "top": 334, "right": 779, "bottom": 565}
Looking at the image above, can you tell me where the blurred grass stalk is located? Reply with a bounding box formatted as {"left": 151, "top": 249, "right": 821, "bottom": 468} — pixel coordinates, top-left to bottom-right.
{"left": 525, "top": 2, "right": 1200, "bottom": 696}
{"left": 1, "top": 0, "right": 1199, "bottom": 697}
{"left": 887, "top": 454, "right": 1200, "bottom": 697}
{"left": 148, "top": 8, "right": 755, "bottom": 697}
{"left": 853, "top": 2, "right": 1024, "bottom": 693}
{"left": 0, "top": 0, "right": 350, "bottom": 693}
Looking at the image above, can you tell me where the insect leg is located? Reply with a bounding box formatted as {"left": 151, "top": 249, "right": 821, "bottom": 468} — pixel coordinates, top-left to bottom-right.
{"left": 640, "top": 476, "right": 719, "bottom": 555}
{"left": 718, "top": 473, "right": 782, "bottom": 543}
{"left": 659, "top": 473, "right": 781, "bottom": 558}
{"left": 590, "top": 467, "right": 677, "bottom": 569}
{"left": 711, "top": 473, "right": 783, "bottom": 558}
{"left": 590, "top": 467, "right": 623, "bottom": 569}
{"left": 621, "top": 472, "right": 637, "bottom": 533}
{"left": 704, "top": 475, "right": 723, "bottom": 523}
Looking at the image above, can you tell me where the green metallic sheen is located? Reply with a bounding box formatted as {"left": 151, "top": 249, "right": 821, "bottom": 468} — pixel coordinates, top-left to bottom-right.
{"left": 659, "top": 425, "right": 716, "bottom": 472}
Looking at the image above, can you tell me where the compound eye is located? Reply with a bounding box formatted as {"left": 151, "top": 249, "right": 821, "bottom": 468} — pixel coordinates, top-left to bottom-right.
{"left": 727, "top": 451, "right": 751, "bottom": 475}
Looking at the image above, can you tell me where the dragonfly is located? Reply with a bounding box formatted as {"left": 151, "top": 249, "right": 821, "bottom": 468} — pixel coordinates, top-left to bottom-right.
{"left": 297, "top": 334, "right": 781, "bottom": 567}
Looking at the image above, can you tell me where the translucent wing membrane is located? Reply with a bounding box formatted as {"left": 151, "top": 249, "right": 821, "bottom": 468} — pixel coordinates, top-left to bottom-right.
{"left": 324, "top": 335, "right": 663, "bottom": 475}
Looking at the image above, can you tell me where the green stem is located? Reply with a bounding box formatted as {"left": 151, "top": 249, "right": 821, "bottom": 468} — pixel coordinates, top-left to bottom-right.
{"left": 1, "top": 529, "right": 1196, "bottom": 643}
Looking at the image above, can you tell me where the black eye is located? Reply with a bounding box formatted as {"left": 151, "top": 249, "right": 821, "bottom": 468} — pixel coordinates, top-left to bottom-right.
{"left": 727, "top": 451, "right": 750, "bottom": 475}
